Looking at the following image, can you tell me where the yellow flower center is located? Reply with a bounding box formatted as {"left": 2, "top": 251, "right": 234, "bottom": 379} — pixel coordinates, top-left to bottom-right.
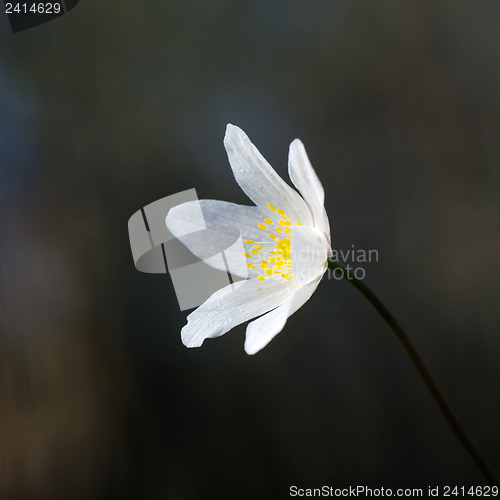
{"left": 242, "top": 204, "right": 302, "bottom": 281}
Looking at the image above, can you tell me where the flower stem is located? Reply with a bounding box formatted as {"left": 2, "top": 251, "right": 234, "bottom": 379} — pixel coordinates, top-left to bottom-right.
{"left": 327, "top": 259, "right": 499, "bottom": 486}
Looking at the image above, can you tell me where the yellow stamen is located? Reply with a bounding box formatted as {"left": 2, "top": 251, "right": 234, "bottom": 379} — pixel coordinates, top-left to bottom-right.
{"left": 247, "top": 263, "right": 255, "bottom": 269}
{"left": 242, "top": 252, "right": 250, "bottom": 258}
{"left": 254, "top": 207, "right": 301, "bottom": 281}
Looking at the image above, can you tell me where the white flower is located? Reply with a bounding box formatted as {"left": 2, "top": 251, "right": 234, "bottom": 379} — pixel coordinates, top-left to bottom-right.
{"left": 166, "top": 124, "right": 332, "bottom": 354}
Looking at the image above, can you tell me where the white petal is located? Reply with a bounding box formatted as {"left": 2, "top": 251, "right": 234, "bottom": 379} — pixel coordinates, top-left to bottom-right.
{"left": 166, "top": 200, "right": 270, "bottom": 278}
{"left": 320, "top": 208, "right": 332, "bottom": 251}
{"left": 288, "top": 139, "right": 331, "bottom": 241}
{"left": 181, "top": 278, "right": 297, "bottom": 348}
{"left": 244, "top": 279, "right": 321, "bottom": 355}
{"left": 224, "top": 124, "right": 313, "bottom": 225}
{"left": 291, "top": 225, "right": 329, "bottom": 285}
{"left": 167, "top": 199, "right": 266, "bottom": 241}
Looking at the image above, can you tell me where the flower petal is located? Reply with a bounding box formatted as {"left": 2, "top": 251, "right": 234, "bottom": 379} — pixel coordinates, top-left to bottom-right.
{"left": 166, "top": 199, "right": 266, "bottom": 241}
{"left": 224, "top": 124, "right": 313, "bottom": 225}
{"left": 166, "top": 200, "right": 272, "bottom": 278}
{"left": 288, "top": 139, "right": 331, "bottom": 242}
{"left": 244, "top": 279, "right": 321, "bottom": 355}
{"left": 291, "top": 225, "right": 329, "bottom": 285}
{"left": 181, "top": 278, "right": 298, "bottom": 348}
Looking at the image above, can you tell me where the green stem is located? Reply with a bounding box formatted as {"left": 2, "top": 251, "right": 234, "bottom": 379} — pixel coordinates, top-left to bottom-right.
{"left": 327, "top": 259, "right": 499, "bottom": 487}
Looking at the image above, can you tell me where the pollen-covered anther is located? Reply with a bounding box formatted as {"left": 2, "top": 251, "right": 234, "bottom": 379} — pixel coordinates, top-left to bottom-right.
{"left": 251, "top": 206, "right": 302, "bottom": 282}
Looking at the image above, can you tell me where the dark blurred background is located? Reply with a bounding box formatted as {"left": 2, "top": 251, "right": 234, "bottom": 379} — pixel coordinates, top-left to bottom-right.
{"left": 1, "top": 1, "right": 500, "bottom": 499}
